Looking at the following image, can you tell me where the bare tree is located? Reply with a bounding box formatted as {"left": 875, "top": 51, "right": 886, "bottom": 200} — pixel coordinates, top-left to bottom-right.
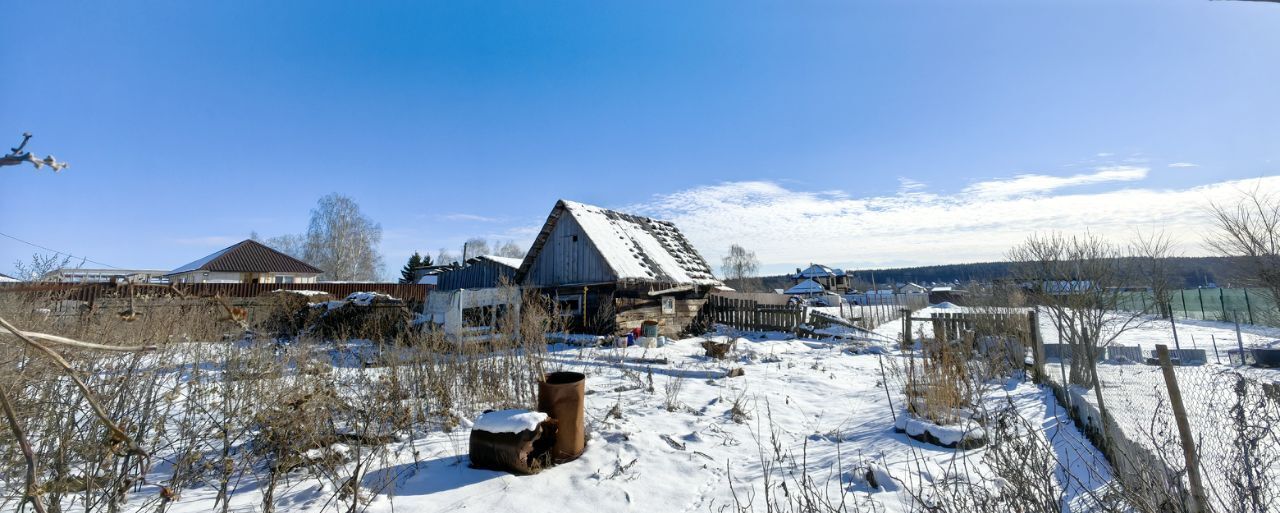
{"left": 461, "top": 238, "right": 491, "bottom": 260}
{"left": 720, "top": 244, "right": 760, "bottom": 290}
{"left": 0, "top": 133, "right": 68, "bottom": 172}
{"left": 302, "top": 194, "right": 384, "bottom": 282}
{"left": 1131, "top": 230, "right": 1181, "bottom": 319}
{"left": 1207, "top": 187, "right": 1280, "bottom": 320}
{"left": 495, "top": 240, "right": 525, "bottom": 259}
{"left": 435, "top": 248, "right": 460, "bottom": 266}
{"left": 1008, "top": 232, "right": 1149, "bottom": 388}
{"left": 13, "top": 252, "right": 81, "bottom": 281}
{"left": 265, "top": 234, "right": 305, "bottom": 259}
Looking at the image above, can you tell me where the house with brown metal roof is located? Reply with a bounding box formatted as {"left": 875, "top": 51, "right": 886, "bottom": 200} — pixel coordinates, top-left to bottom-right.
{"left": 166, "top": 239, "right": 323, "bottom": 284}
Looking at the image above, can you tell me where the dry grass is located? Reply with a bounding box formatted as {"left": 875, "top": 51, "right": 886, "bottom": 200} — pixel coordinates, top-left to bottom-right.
{"left": 0, "top": 285, "right": 560, "bottom": 513}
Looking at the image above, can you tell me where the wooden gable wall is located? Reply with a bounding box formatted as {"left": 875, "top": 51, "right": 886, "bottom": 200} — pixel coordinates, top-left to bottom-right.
{"left": 522, "top": 213, "right": 618, "bottom": 288}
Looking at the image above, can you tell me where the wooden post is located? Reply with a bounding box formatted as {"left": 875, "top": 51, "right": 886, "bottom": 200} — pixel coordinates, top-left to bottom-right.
{"left": 902, "top": 309, "right": 912, "bottom": 350}
{"left": 1156, "top": 344, "right": 1208, "bottom": 513}
{"left": 1029, "top": 309, "right": 1046, "bottom": 383}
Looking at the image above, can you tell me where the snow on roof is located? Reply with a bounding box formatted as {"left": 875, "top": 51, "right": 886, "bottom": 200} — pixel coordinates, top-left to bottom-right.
{"left": 523, "top": 200, "right": 720, "bottom": 285}
{"left": 472, "top": 255, "right": 523, "bottom": 269}
{"left": 785, "top": 278, "right": 827, "bottom": 295}
{"left": 0, "top": 272, "right": 18, "bottom": 283}
{"left": 797, "top": 264, "right": 843, "bottom": 278}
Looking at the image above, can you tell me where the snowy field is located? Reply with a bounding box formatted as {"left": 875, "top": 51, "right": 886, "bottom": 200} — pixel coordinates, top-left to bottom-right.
{"left": 5, "top": 323, "right": 1120, "bottom": 513}
{"left": 874, "top": 304, "right": 1280, "bottom": 510}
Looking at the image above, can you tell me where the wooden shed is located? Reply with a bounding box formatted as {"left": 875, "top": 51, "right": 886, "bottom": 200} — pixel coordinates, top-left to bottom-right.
{"left": 436, "top": 255, "right": 522, "bottom": 291}
{"left": 516, "top": 200, "right": 722, "bottom": 337}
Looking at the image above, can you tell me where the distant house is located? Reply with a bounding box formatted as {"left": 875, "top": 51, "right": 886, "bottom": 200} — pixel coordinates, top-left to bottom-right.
{"left": 166, "top": 239, "right": 322, "bottom": 284}
{"left": 791, "top": 264, "right": 851, "bottom": 294}
{"left": 898, "top": 282, "right": 928, "bottom": 294}
{"left": 928, "top": 286, "right": 968, "bottom": 305}
{"left": 517, "top": 199, "right": 721, "bottom": 336}
{"left": 0, "top": 272, "right": 19, "bottom": 283}
{"left": 39, "top": 268, "right": 169, "bottom": 284}
{"left": 436, "top": 255, "right": 522, "bottom": 291}
{"left": 784, "top": 278, "right": 826, "bottom": 295}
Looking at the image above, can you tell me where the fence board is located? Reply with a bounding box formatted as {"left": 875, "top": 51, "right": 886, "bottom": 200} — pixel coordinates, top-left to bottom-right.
{"left": 0, "top": 282, "right": 432, "bottom": 303}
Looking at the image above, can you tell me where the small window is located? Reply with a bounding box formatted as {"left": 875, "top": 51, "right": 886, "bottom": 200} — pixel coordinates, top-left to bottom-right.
{"left": 571, "top": 235, "right": 578, "bottom": 242}
{"left": 274, "top": 275, "right": 295, "bottom": 284}
{"left": 557, "top": 297, "right": 581, "bottom": 316}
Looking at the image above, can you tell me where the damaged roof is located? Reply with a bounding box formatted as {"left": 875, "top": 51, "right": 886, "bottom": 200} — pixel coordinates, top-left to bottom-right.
{"left": 518, "top": 199, "right": 720, "bottom": 286}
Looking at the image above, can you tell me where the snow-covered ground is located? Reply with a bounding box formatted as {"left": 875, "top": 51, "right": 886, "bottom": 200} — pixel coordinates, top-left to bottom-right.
{"left": 872, "top": 304, "right": 1280, "bottom": 510}
{"left": 60, "top": 324, "right": 1118, "bottom": 513}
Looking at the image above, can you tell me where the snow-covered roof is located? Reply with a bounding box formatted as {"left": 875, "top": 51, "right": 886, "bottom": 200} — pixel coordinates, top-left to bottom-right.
{"left": 796, "top": 264, "right": 843, "bottom": 278}
{"left": 0, "top": 272, "right": 19, "bottom": 283}
{"left": 472, "top": 255, "right": 523, "bottom": 269}
{"left": 785, "top": 278, "right": 827, "bottom": 295}
{"left": 519, "top": 200, "right": 720, "bottom": 286}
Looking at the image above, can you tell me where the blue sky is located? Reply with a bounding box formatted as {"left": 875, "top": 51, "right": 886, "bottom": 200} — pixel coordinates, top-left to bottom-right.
{"left": 2, "top": 0, "right": 1279, "bottom": 278}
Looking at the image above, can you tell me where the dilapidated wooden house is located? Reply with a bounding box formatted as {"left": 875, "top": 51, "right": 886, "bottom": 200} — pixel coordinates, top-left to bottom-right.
{"left": 516, "top": 199, "right": 722, "bottom": 337}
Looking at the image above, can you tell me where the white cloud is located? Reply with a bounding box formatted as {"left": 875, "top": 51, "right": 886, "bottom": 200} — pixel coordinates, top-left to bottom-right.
{"left": 1168, "top": 162, "right": 1199, "bottom": 168}
{"left": 962, "top": 166, "right": 1148, "bottom": 198}
{"left": 443, "top": 213, "right": 502, "bottom": 223}
{"left": 631, "top": 174, "right": 1280, "bottom": 274}
{"left": 897, "top": 177, "right": 926, "bottom": 193}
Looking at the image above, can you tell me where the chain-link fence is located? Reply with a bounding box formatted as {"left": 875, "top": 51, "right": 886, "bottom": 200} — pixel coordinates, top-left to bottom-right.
{"left": 1044, "top": 350, "right": 1280, "bottom": 512}
{"left": 1116, "top": 288, "right": 1280, "bottom": 328}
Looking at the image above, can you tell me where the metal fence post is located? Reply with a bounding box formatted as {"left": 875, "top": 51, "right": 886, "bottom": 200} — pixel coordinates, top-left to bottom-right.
{"left": 1156, "top": 344, "right": 1208, "bottom": 513}
{"left": 1235, "top": 312, "right": 1246, "bottom": 365}
{"left": 1210, "top": 334, "right": 1221, "bottom": 365}
{"left": 1243, "top": 288, "right": 1255, "bottom": 325}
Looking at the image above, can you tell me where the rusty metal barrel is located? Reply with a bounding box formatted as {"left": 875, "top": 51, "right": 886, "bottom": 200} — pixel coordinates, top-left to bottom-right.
{"left": 537, "top": 371, "right": 585, "bottom": 462}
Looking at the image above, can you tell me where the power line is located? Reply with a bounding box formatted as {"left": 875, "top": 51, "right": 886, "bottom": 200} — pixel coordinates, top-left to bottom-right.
{"left": 0, "top": 230, "right": 121, "bottom": 269}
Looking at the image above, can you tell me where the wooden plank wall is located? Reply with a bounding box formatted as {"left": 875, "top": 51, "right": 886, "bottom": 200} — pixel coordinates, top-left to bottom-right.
{"left": 928, "top": 311, "right": 1029, "bottom": 344}
{"left": 705, "top": 294, "right": 807, "bottom": 333}
{"left": 0, "top": 282, "right": 432, "bottom": 303}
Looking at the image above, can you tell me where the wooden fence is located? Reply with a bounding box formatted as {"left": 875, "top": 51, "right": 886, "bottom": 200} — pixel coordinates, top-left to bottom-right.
{"left": 925, "top": 311, "right": 1032, "bottom": 343}
{"left": 705, "top": 294, "right": 806, "bottom": 332}
{"left": 0, "top": 281, "right": 432, "bottom": 303}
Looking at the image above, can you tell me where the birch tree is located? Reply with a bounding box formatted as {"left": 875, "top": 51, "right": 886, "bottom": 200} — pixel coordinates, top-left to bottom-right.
{"left": 720, "top": 244, "right": 760, "bottom": 290}
{"left": 302, "top": 194, "right": 384, "bottom": 281}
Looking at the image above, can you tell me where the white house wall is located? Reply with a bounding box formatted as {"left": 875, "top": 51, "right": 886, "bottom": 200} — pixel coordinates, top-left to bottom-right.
{"left": 169, "top": 271, "right": 319, "bottom": 284}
